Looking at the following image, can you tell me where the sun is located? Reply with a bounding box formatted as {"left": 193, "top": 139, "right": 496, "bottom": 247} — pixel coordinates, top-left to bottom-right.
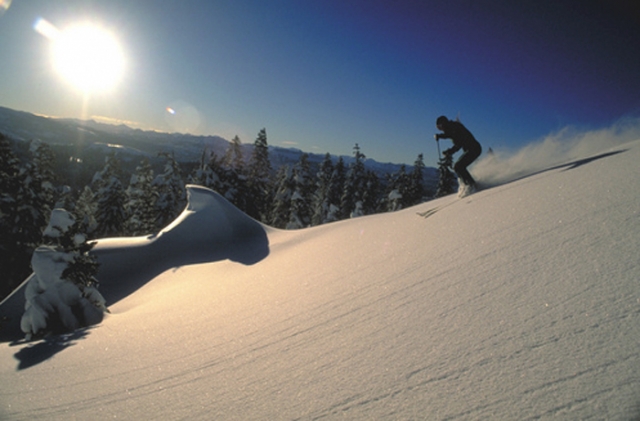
{"left": 50, "top": 23, "right": 125, "bottom": 93}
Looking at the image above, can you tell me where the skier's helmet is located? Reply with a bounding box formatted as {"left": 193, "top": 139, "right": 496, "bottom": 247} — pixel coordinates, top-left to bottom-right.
{"left": 436, "top": 115, "right": 448, "bottom": 130}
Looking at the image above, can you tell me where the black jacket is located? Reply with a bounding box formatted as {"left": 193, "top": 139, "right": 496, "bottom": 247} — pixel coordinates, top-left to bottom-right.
{"left": 438, "top": 120, "right": 481, "bottom": 154}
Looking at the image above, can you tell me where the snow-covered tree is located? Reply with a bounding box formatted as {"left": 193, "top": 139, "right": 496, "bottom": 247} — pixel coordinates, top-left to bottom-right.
{"left": 247, "top": 128, "right": 272, "bottom": 221}
{"left": 270, "top": 165, "right": 295, "bottom": 228}
{"left": 407, "top": 153, "right": 426, "bottom": 206}
{"left": 435, "top": 153, "right": 457, "bottom": 197}
{"left": 287, "top": 153, "right": 313, "bottom": 229}
{"left": 0, "top": 133, "right": 22, "bottom": 251}
{"left": 54, "top": 185, "right": 75, "bottom": 212}
{"left": 153, "top": 152, "right": 186, "bottom": 229}
{"left": 74, "top": 186, "right": 98, "bottom": 236}
{"left": 326, "top": 156, "right": 346, "bottom": 223}
{"left": 14, "top": 141, "right": 57, "bottom": 249}
{"left": 384, "top": 164, "right": 409, "bottom": 211}
{"left": 361, "top": 170, "right": 382, "bottom": 215}
{"left": 311, "top": 153, "right": 335, "bottom": 226}
{"left": 92, "top": 153, "right": 127, "bottom": 237}
{"left": 223, "top": 135, "right": 244, "bottom": 171}
{"left": 20, "top": 209, "right": 107, "bottom": 339}
{"left": 190, "top": 150, "right": 222, "bottom": 191}
{"left": 0, "top": 133, "right": 30, "bottom": 299}
{"left": 341, "top": 144, "right": 367, "bottom": 219}
{"left": 125, "top": 158, "right": 157, "bottom": 236}
{"left": 30, "top": 140, "right": 56, "bottom": 204}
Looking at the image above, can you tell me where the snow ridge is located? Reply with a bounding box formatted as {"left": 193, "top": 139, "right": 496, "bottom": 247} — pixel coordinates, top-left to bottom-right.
{"left": 92, "top": 185, "right": 270, "bottom": 305}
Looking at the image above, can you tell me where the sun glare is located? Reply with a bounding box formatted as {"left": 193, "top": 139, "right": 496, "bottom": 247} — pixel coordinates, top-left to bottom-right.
{"left": 46, "top": 22, "right": 125, "bottom": 93}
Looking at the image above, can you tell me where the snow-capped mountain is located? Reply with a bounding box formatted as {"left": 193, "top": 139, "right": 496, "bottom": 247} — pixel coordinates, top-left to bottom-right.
{"left": 1, "top": 119, "right": 639, "bottom": 419}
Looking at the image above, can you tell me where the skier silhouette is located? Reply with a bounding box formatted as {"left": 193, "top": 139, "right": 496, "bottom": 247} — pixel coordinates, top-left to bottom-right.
{"left": 435, "top": 115, "right": 482, "bottom": 196}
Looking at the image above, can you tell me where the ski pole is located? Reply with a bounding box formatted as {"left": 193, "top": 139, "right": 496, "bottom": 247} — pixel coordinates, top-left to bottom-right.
{"left": 436, "top": 137, "right": 442, "bottom": 159}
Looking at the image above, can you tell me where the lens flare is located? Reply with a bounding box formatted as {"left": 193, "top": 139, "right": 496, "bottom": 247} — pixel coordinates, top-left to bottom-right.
{"left": 0, "top": 0, "right": 12, "bottom": 17}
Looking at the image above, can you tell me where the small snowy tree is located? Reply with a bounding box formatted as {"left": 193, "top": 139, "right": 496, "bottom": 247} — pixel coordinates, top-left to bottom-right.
{"left": 270, "top": 165, "right": 295, "bottom": 228}
{"left": 14, "top": 141, "right": 57, "bottom": 251}
{"left": 287, "top": 153, "right": 313, "bottom": 229}
{"left": 247, "top": 128, "right": 272, "bottom": 221}
{"left": 189, "top": 150, "right": 222, "bottom": 191}
{"left": 125, "top": 158, "right": 157, "bottom": 236}
{"left": 153, "top": 152, "right": 186, "bottom": 229}
{"left": 407, "top": 153, "right": 426, "bottom": 206}
{"left": 20, "top": 209, "right": 107, "bottom": 339}
{"left": 223, "top": 135, "right": 244, "bottom": 171}
{"left": 341, "top": 144, "right": 367, "bottom": 219}
{"left": 361, "top": 170, "right": 382, "bottom": 215}
{"left": 435, "top": 153, "right": 457, "bottom": 197}
{"left": 93, "top": 153, "right": 127, "bottom": 238}
{"left": 75, "top": 186, "right": 98, "bottom": 236}
{"left": 326, "top": 157, "right": 346, "bottom": 223}
{"left": 384, "top": 164, "right": 409, "bottom": 211}
{"left": 311, "top": 153, "right": 335, "bottom": 226}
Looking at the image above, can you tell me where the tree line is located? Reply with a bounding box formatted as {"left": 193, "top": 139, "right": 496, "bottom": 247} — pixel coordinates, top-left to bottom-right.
{"left": 1, "top": 128, "right": 454, "bottom": 301}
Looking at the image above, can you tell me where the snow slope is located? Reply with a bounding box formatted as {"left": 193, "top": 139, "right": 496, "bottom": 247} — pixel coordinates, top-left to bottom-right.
{"left": 1, "top": 137, "right": 639, "bottom": 419}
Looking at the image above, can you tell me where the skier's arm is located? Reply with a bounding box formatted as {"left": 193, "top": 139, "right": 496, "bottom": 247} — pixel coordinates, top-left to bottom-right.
{"left": 443, "top": 144, "right": 461, "bottom": 155}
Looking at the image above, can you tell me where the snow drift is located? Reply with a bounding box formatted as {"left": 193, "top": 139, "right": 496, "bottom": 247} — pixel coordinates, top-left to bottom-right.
{"left": 91, "top": 185, "right": 269, "bottom": 306}
{"left": 1, "top": 132, "right": 639, "bottom": 419}
{"left": 474, "top": 115, "right": 640, "bottom": 186}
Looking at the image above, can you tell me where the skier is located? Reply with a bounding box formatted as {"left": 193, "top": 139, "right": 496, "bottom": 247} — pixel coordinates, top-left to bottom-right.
{"left": 435, "top": 115, "right": 482, "bottom": 197}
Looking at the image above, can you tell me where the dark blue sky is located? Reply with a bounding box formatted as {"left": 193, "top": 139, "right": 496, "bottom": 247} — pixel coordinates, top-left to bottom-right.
{"left": 1, "top": 0, "right": 638, "bottom": 165}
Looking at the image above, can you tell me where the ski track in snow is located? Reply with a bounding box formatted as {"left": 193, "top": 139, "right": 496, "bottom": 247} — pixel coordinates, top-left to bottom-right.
{"left": 1, "top": 139, "right": 639, "bottom": 420}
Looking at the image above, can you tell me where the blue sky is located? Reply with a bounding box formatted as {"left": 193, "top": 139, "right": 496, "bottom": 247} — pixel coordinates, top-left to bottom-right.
{"left": 1, "top": 0, "right": 639, "bottom": 166}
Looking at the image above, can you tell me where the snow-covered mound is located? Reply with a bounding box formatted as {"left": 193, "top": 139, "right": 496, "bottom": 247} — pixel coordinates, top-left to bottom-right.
{"left": 1, "top": 137, "right": 639, "bottom": 420}
{"left": 92, "top": 185, "right": 269, "bottom": 305}
{"left": 0, "top": 186, "right": 269, "bottom": 340}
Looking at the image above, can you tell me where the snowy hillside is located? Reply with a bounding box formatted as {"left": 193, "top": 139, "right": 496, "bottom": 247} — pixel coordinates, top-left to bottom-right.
{"left": 1, "top": 129, "right": 639, "bottom": 419}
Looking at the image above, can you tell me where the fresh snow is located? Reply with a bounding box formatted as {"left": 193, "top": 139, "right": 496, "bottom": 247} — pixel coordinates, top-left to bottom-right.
{"left": 1, "top": 128, "right": 639, "bottom": 420}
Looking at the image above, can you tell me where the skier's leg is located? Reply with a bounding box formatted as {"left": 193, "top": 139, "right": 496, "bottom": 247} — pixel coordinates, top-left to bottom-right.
{"left": 453, "top": 153, "right": 475, "bottom": 185}
{"left": 454, "top": 146, "right": 481, "bottom": 186}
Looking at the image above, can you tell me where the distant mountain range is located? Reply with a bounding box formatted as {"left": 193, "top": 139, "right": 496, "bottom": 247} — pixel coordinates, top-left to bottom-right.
{"left": 0, "top": 106, "right": 437, "bottom": 183}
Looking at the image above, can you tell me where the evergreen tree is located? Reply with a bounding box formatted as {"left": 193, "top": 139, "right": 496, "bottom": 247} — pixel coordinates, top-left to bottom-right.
{"left": 125, "top": 158, "right": 157, "bottom": 236}
{"left": 247, "top": 128, "right": 272, "bottom": 221}
{"left": 270, "top": 165, "right": 295, "bottom": 228}
{"left": 407, "top": 153, "right": 426, "bottom": 206}
{"left": 385, "top": 165, "right": 409, "bottom": 211}
{"left": 435, "top": 153, "right": 457, "bottom": 197}
{"left": 326, "top": 156, "right": 346, "bottom": 223}
{"left": 30, "top": 140, "right": 56, "bottom": 205}
{"left": 153, "top": 152, "right": 186, "bottom": 229}
{"left": 362, "top": 170, "right": 382, "bottom": 215}
{"left": 341, "top": 144, "right": 367, "bottom": 218}
{"left": 287, "top": 153, "right": 313, "bottom": 229}
{"left": 93, "top": 153, "right": 127, "bottom": 237}
{"left": 0, "top": 133, "right": 22, "bottom": 251}
{"left": 20, "top": 209, "right": 106, "bottom": 339}
{"left": 190, "top": 150, "right": 221, "bottom": 190}
{"left": 221, "top": 163, "right": 251, "bottom": 212}
{"left": 54, "top": 185, "right": 75, "bottom": 212}
{"left": 13, "top": 140, "right": 56, "bottom": 257}
{"left": 75, "top": 186, "right": 98, "bottom": 236}
{"left": 0, "top": 133, "right": 29, "bottom": 300}
{"left": 223, "top": 135, "right": 244, "bottom": 171}
{"left": 311, "top": 153, "right": 335, "bottom": 226}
